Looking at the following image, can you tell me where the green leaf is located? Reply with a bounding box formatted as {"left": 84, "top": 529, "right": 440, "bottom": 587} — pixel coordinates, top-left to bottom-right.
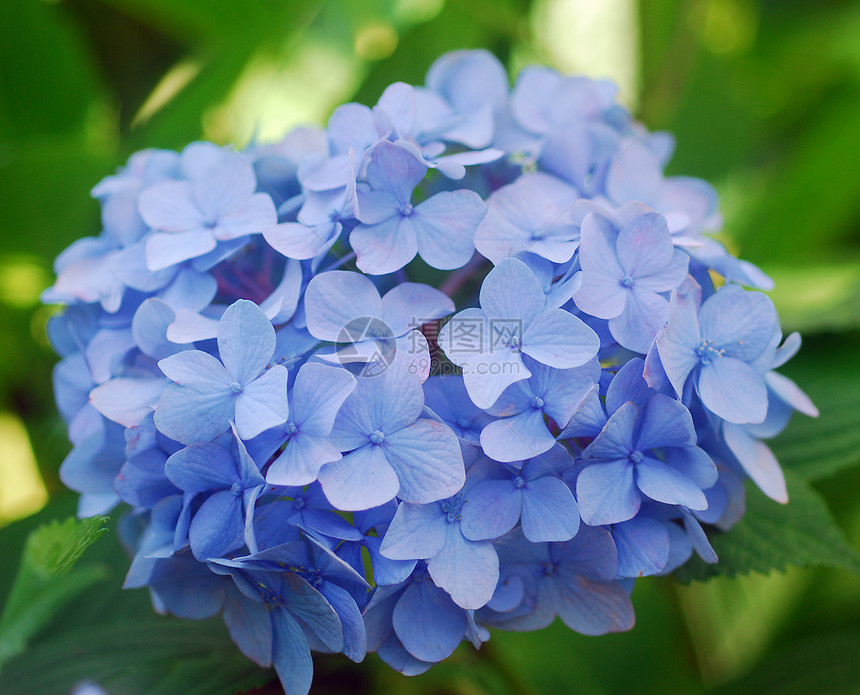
{"left": 728, "top": 88, "right": 860, "bottom": 265}
{"left": 25, "top": 515, "right": 110, "bottom": 576}
{"left": 0, "top": 1, "right": 106, "bottom": 140}
{"left": 0, "top": 512, "right": 271, "bottom": 695}
{"left": 674, "top": 472, "right": 860, "bottom": 583}
{"left": 769, "top": 335, "right": 860, "bottom": 482}
{"left": 0, "top": 616, "right": 271, "bottom": 695}
{"left": 712, "top": 630, "right": 860, "bottom": 695}
{"left": 0, "top": 516, "right": 109, "bottom": 668}
{"left": 763, "top": 262, "right": 860, "bottom": 334}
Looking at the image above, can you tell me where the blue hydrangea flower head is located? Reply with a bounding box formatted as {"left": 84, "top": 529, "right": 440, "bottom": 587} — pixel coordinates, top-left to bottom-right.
{"left": 41, "top": 47, "right": 819, "bottom": 695}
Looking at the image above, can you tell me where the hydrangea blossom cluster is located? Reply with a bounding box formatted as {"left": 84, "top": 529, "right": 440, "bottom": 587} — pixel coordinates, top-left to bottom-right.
{"left": 44, "top": 50, "right": 817, "bottom": 694}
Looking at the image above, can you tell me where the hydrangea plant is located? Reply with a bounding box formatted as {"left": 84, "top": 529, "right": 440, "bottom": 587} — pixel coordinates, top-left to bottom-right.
{"left": 43, "top": 49, "right": 817, "bottom": 695}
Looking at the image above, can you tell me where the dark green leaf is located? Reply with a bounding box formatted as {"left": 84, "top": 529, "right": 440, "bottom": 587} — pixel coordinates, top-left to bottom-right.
{"left": 674, "top": 472, "right": 860, "bottom": 583}
{"left": 712, "top": 630, "right": 860, "bottom": 695}
{"left": 0, "top": 616, "right": 271, "bottom": 695}
{"left": 770, "top": 335, "right": 860, "bottom": 482}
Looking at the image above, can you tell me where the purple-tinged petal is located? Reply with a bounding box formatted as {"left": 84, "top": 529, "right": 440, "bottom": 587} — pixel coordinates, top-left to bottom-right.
{"left": 304, "top": 271, "right": 384, "bottom": 342}
{"left": 521, "top": 309, "right": 599, "bottom": 368}
{"left": 635, "top": 457, "right": 708, "bottom": 510}
{"left": 393, "top": 581, "right": 467, "bottom": 662}
{"left": 266, "top": 432, "right": 342, "bottom": 485}
{"left": 165, "top": 442, "right": 238, "bottom": 492}
{"left": 223, "top": 590, "right": 272, "bottom": 667}
{"left": 291, "top": 362, "right": 356, "bottom": 435}
{"left": 234, "top": 366, "right": 289, "bottom": 440}
{"left": 145, "top": 229, "right": 216, "bottom": 271}
{"left": 521, "top": 476, "right": 579, "bottom": 542}
{"left": 576, "top": 460, "right": 639, "bottom": 526}
{"left": 271, "top": 609, "right": 314, "bottom": 695}
{"left": 318, "top": 444, "right": 400, "bottom": 511}
{"left": 656, "top": 283, "right": 702, "bottom": 398}
{"left": 698, "top": 357, "right": 768, "bottom": 424}
{"left": 382, "top": 283, "right": 454, "bottom": 337}
{"left": 192, "top": 153, "right": 257, "bottom": 220}
{"left": 556, "top": 578, "right": 635, "bottom": 636}
{"left": 583, "top": 402, "right": 637, "bottom": 461}
{"left": 356, "top": 189, "right": 399, "bottom": 225}
{"left": 157, "top": 348, "right": 232, "bottom": 388}
{"left": 605, "top": 140, "right": 662, "bottom": 204}
{"left": 427, "top": 49, "right": 508, "bottom": 113}
{"left": 380, "top": 502, "right": 448, "bottom": 560}
{"left": 366, "top": 140, "right": 425, "bottom": 203}
{"left": 634, "top": 248, "right": 689, "bottom": 293}
{"left": 375, "top": 85, "right": 416, "bottom": 142}
{"left": 218, "top": 300, "right": 275, "bottom": 385}
{"left": 383, "top": 419, "right": 465, "bottom": 504}
{"left": 189, "top": 490, "right": 245, "bottom": 559}
{"left": 213, "top": 193, "right": 276, "bottom": 241}
{"left": 352, "top": 216, "right": 419, "bottom": 275}
{"left": 138, "top": 181, "right": 204, "bottom": 231}
{"left": 608, "top": 287, "right": 668, "bottom": 354}
{"left": 698, "top": 286, "right": 777, "bottom": 360}
{"left": 89, "top": 377, "right": 165, "bottom": 428}
{"left": 264, "top": 221, "right": 337, "bottom": 260}
{"left": 428, "top": 526, "right": 499, "bottom": 609}
{"left": 635, "top": 394, "right": 696, "bottom": 451}
{"left": 479, "top": 258, "right": 545, "bottom": 326}
{"left": 575, "top": 270, "right": 628, "bottom": 319}
{"left": 554, "top": 524, "right": 619, "bottom": 582}
{"left": 723, "top": 423, "right": 788, "bottom": 503}
{"left": 615, "top": 212, "right": 673, "bottom": 278}
{"left": 412, "top": 190, "right": 486, "bottom": 270}
{"left": 460, "top": 480, "right": 521, "bottom": 541}
{"left": 480, "top": 409, "right": 556, "bottom": 463}
{"left": 613, "top": 517, "right": 670, "bottom": 577}
{"left": 154, "top": 383, "right": 235, "bottom": 444}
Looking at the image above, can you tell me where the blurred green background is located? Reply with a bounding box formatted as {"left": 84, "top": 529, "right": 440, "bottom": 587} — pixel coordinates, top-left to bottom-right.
{"left": 2, "top": 0, "right": 860, "bottom": 693}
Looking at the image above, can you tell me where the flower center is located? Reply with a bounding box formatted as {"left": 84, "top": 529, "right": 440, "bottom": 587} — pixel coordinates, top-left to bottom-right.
{"left": 697, "top": 338, "right": 725, "bottom": 365}
{"left": 621, "top": 275, "right": 634, "bottom": 288}
{"left": 229, "top": 381, "right": 242, "bottom": 394}
{"left": 370, "top": 429, "right": 386, "bottom": 445}
{"left": 286, "top": 421, "right": 299, "bottom": 435}
{"left": 440, "top": 492, "right": 465, "bottom": 523}
{"left": 399, "top": 203, "right": 414, "bottom": 217}
{"left": 260, "top": 584, "right": 286, "bottom": 608}
{"left": 230, "top": 482, "right": 243, "bottom": 496}
{"left": 530, "top": 396, "right": 545, "bottom": 410}
{"left": 629, "top": 450, "right": 643, "bottom": 464}
{"left": 513, "top": 475, "right": 526, "bottom": 489}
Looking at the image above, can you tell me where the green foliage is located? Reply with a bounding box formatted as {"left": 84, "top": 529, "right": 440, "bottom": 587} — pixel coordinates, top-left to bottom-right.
{"left": 769, "top": 335, "right": 860, "bottom": 482}
{"left": 710, "top": 630, "right": 860, "bottom": 695}
{"left": 674, "top": 472, "right": 860, "bottom": 583}
{"left": 0, "top": 618, "right": 270, "bottom": 695}
{"left": 0, "top": 515, "right": 270, "bottom": 694}
{"left": 0, "top": 516, "right": 109, "bottom": 668}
